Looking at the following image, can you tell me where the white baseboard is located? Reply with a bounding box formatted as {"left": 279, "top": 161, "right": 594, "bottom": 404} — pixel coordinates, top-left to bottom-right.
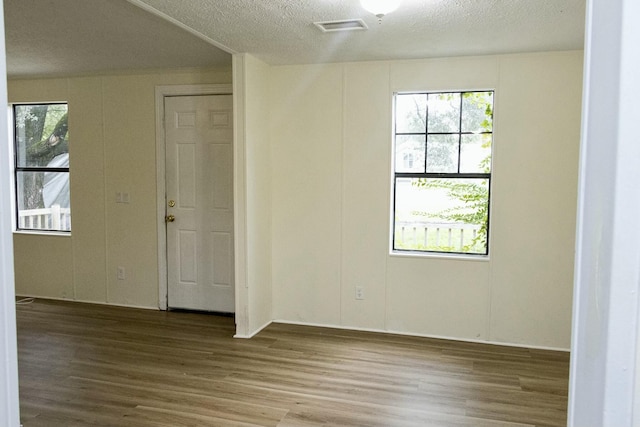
{"left": 16, "top": 296, "right": 567, "bottom": 352}
{"left": 272, "top": 319, "right": 570, "bottom": 352}
{"left": 234, "top": 319, "right": 272, "bottom": 339}
{"left": 14, "top": 294, "right": 160, "bottom": 311}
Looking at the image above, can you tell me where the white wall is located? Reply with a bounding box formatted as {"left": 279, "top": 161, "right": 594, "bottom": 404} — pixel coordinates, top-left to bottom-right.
{"left": 569, "top": 0, "right": 640, "bottom": 424}
{"left": 9, "top": 68, "right": 232, "bottom": 309}
{"left": 233, "top": 54, "right": 273, "bottom": 337}
{"left": 0, "top": 0, "right": 20, "bottom": 423}
{"left": 270, "top": 64, "right": 344, "bottom": 326}
{"left": 243, "top": 55, "right": 273, "bottom": 334}
{"left": 9, "top": 52, "right": 583, "bottom": 351}
{"left": 270, "top": 51, "right": 583, "bottom": 349}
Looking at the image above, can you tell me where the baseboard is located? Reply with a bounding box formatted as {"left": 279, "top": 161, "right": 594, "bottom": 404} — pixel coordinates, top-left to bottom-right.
{"left": 273, "top": 319, "right": 570, "bottom": 353}
{"left": 15, "top": 296, "right": 568, "bottom": 352}
{"left": 234, "top": 319, "right": 272, "bottom": 339}
{"left": 15, "top": 294, "right": 160, "bottom": 311}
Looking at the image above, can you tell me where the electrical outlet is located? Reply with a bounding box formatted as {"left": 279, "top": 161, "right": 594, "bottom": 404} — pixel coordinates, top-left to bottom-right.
{"left": 117, "top": 266, "right": 125, "bottom": 280}
{"left": 116, "top": 192, "right": 130, "bottom": 204}
{"left": 355, "top": 286, "right": 364, "bottom": 300}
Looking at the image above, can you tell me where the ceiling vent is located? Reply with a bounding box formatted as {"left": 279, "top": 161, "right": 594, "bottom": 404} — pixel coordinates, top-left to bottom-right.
{"left": 314, "top": 19, "right": 368, "bottom": 33}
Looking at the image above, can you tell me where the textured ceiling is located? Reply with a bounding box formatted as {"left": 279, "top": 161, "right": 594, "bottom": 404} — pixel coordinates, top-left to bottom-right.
{"left": 4, "top": 0, "right": 231, "bottom": 78}
{"left": 4, "top": 0, "right": 586, "bottom": 78}
{"left": 131, "top": 0, "right": 586, "bottom": 65}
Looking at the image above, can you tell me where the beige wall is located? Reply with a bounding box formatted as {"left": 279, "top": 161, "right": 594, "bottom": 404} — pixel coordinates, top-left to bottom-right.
{"left": 233, "top": 54, "right": 273, "bottom": 337}
{"left": 269, "top": 52, "right": 582, "bottom": 349}
{"left": 10, "top": 67, "right": 232, "bottom": 308}
{"left": 242, "top": 55, "right": 273, "bottom": 334}
{"left": 11, "top": 52, "right": 582, "bottom": 349}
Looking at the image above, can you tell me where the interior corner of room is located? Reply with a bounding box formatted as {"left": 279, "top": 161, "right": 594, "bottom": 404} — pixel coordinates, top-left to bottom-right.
{"left": 3, "top": 0, "right": 639, "bottom": 425}
{"left": 9, "top": 50, "right": 583, "bottom": 351}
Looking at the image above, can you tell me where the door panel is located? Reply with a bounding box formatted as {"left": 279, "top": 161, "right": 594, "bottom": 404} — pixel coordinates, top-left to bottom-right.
{"left": 165, "top": 95, "right": 234, "bottom": 312}
{"left": 178, "top": 230, "right": 197, "bottom": 283}
{"left": 177, "top": 143, "right": 196, "bottom": 208}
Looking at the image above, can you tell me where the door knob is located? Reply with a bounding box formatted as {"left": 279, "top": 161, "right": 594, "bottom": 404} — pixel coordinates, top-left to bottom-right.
{"left": 165, "top": 214, "right": 176, "bottom": 223}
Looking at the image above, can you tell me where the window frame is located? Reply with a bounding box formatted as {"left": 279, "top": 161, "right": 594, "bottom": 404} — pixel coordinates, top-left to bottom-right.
{"left": 11, "top": 102, "right": 71, "bottom": 233}
{"left": 391, "top": 90, "right": 494, "bottom": 257}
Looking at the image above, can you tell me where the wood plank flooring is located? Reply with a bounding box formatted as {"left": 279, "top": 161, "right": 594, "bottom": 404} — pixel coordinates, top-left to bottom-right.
{"left": 16, "top": 299, "right": 569, "bottom": 426}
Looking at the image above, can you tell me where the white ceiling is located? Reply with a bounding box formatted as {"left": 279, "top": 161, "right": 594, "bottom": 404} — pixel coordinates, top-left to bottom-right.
{"left": 3, "top": 0, "right": 232, "bottom": 78}
{"left": 4, "top": 0, "right": 586, "bottom": 79}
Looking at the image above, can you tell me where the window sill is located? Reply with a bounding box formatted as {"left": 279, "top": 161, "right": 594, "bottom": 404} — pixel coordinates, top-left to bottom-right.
{"left": 13, "top": 230, "right": 71, "bottom": 238}
{"left": 389, "top": 250, "right": 489, "bottom": 262}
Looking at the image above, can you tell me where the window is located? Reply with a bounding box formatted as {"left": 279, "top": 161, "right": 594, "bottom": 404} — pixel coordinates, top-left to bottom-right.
{"left": 13, "top": 103, "right": 70, "bottom": 232}
{"left": 392, "top": 91, "right": 493, "bottom": 255}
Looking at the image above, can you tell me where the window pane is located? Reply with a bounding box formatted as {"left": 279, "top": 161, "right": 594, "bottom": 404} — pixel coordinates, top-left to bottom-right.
{"left": 15, "top": 104, "right": 69, "bottom": 168}
{"left": 16, "top": 170, "right": 71, "bottom": 231}
{"left": 395, "top": 94, "right": 427, "bottom": 133}
{"left": 426, "top": 134, "right": 458, "bottom": 173}
{"left": 461, "top": 92, "right": 493, "bottom": 133}
{"left": 460, "top": 134, "right": 492, "bottom": 173}
{"left": 394, "top": 178, "right": 489, "bottom": 254}
{"left": 427, "top": 93, "right": 460, "bottom": 133}
{"left": 395, "top": 135, "right": 425, "bottom": 172}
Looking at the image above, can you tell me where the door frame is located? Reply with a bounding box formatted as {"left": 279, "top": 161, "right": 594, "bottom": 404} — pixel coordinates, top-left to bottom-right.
{"left": 155, "top": 84, "right": 233, "bottom": 311}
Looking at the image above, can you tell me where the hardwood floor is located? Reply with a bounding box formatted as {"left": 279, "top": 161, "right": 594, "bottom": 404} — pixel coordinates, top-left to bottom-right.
{"left": 16, "top": 299, "right": 569, "bottom": 426}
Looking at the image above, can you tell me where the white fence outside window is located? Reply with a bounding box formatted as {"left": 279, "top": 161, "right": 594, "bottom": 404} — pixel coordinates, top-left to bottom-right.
{"left": 395, "top": 221, "right": 482, "bottom": 252}
{"left": 18, "top": 204, "right": 71, "bottom": 231}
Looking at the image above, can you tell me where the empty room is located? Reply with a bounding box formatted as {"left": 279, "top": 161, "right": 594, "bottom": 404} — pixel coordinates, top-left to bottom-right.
{"left": 1, "top": 0, "right": 639, "bottom": 426}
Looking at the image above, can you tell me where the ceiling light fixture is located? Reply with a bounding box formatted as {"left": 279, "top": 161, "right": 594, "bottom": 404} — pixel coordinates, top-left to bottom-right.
{"left": 360, "top": 0, "right": 402, "bottom": 20}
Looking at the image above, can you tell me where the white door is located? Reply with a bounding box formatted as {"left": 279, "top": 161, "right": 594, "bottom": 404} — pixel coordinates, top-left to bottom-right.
{"left": 164, "top": 95, "right": 234, "bottom": 312}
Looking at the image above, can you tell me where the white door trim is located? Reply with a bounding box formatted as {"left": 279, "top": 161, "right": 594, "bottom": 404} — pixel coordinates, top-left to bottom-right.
{"left": 155, "top": 84, "right": 232, "bottom": 310}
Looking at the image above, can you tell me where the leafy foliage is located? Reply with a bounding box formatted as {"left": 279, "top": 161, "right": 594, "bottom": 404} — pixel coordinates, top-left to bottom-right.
{"left": 411, "top": 92, "right": 493, "bottom": 253}
{"left": 413, "top": 178, "right": 489, "bottom": 252}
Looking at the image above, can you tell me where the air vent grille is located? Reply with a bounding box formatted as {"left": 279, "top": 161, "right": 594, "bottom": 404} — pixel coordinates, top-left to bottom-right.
{"left": 314, "top": 19, "right": 368, "bottom": 33}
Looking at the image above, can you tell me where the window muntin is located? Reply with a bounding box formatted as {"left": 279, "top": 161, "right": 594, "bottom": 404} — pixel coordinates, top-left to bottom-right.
{"left": 13, "top": 103, "right": 70, "bottom": 232}
{"left": 392, "top": 91, "right": 493, "bottom": 255}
